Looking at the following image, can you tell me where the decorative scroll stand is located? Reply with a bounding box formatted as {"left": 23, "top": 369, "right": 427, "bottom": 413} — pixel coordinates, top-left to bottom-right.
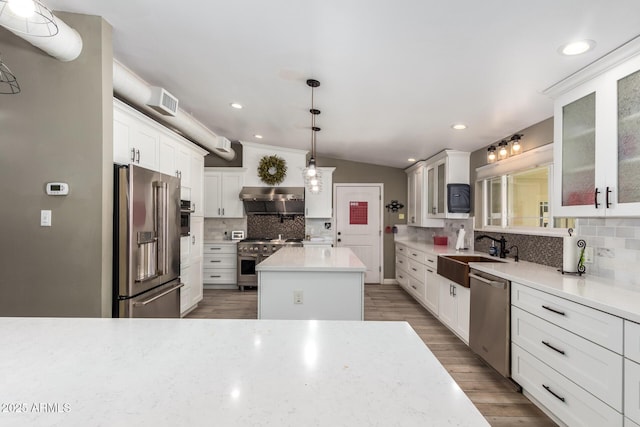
{"left": 560, "top": 239, "right": 587, "bottom": 276}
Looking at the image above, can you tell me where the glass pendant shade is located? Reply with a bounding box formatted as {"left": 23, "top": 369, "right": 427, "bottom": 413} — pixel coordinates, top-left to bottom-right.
{"left": 498, "top": 140, "right": 509, "bottom": 160}
{"left": 0, "top": 57, "right": 20, "bottom": 94}
{"left": 0, "top": 0, "right": 59, "bottom": 36}
{"left": 487, "top": 146, "right": 496, "bottom": 163}
{"left": 510, "top": 134, "right": 522, "bottom": 156}
{"left": 302, "top": 78, "right": 322, "bottom": 194}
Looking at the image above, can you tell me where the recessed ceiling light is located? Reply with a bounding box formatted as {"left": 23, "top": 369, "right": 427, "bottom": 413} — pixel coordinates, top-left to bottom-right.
{"left": 559, "top": 40, "right": 596, "bottom": 56}
{"left": 408, "top": 158, "right": 416, "bottom": 162}
{"left": 230, "top": 102, "right": 243, "bottom": 109}
{"left": 451, "top": 124, "right": 467, "bottom": 130}
{"left": 254, "top": 134, "right": 263, "bottom": 139}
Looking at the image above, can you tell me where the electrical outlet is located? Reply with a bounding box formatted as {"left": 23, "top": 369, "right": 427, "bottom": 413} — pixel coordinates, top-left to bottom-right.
{"left": 398, "top": 213, "right": 405, "bottom": 220}
{"left": 583, "top": 246, "right": 594, "bottom": 264}
{"left": 40, "top": 210, "right": 52, "bottom": 227}
{"left": 293, "top": 290, "right": 303, "bottom": 304}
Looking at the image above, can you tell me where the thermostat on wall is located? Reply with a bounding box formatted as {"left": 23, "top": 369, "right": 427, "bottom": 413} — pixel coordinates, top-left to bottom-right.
{"left": 46, "top": 182, "right": 69, "bottom": 196}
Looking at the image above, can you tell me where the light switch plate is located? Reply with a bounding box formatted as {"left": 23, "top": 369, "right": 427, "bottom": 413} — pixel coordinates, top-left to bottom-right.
{"left": 398, "top": 213, "right": 405, "bottom": 219}
{"left": 40, "top": 210, "right": 52, "bottom": 227}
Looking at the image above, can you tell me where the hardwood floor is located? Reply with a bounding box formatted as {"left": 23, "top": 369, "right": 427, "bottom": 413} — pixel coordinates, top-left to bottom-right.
{"left": 187, "top": 284, "right": 557, "bottom": 426}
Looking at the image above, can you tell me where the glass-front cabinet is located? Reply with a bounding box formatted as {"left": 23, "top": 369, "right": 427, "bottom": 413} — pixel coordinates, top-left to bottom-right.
{"left": 552, "top": 51, "right": 640, "bottom": 217}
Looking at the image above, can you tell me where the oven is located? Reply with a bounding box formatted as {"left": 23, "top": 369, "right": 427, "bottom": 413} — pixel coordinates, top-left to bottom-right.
{"left": 237, "top": 238, "right": 303, "bottom": 291}
{"left": 180, "top": 200, "right": 193, "bottom": 236}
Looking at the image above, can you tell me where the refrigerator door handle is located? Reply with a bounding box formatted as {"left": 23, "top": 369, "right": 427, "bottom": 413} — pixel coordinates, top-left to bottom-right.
{"left": 154, "top": 180, "right": 169, "bottom": 275}
{"left": 133, "top": 282, "right": 184, "bottom": 306}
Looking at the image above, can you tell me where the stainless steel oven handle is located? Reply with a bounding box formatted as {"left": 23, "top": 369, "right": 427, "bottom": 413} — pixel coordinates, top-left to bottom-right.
{"left": 134, "top": 283, "right": 184, "bottom": 306}
{"left": 468, "top": 273, "right": 506, "bottom": 289}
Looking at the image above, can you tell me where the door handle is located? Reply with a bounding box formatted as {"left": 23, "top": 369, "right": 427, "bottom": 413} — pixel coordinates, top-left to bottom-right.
{"left": 606, "top": 186, "right": 612, "bottom": 208}
{"left": 468, "top": 273, "right": 506, "bottom": 289}
{"left": 222, "top": 208, "right": 224, "bottom": 215}
{"left": 594, "top": 188, "right": 600, "bottom": 208}
{"left": 133, "top": 283, "right": 184, "bottom": 306}
{"left": 136, "top": 149, "right": 140, "bottom": 163}
{"left": 192, "top": 235, "right": 196, "bottom": 245}
{"left": 131, "top": 148, "right": 136, "bottom": 162}
{"left": 542, "top": 341, "right": 566, "bottom": 355}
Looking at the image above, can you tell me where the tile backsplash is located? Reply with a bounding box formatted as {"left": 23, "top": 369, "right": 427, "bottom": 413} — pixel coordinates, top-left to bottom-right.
{"left": 574, "top": 217, "right": 640, "bottom": 285}
{"left": 246, "top": 215, "right": 305, "bottom": 240}
{"left": 204, "top": 217, "right": 246, "bottom": 241}
{"left": 472, "top": 231, "right": 562, "bottom": 269}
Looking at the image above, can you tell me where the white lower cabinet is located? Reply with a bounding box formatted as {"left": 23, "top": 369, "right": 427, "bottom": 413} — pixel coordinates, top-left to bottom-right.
{"left": 511, "top": 281, "right": 624, "bottom": 426}
{"left": 424, "top": 257, "right": 439, "bottom": 315}
{"left": 627, "top": 417, "right": 640, "bottom": 427}
{"left": 512, "top": 306, "right": 623, "bottom": 410}
{"left": 512, "top": 344, "right": 623, "bottom": 427}
{"left": 625, "top": 358, "right": 640, "bottom": 425}
{"left": 180, "top": 216, "right": 203, "bottom": 316}
{"left": 438, "top": 279, "right": 469, "bottom": 343}
{"left": 203, "top": 242, "right": 238, "bottom": 288}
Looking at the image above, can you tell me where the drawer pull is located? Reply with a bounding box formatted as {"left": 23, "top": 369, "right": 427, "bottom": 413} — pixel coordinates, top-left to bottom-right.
{"left": 541, "top": 341, "right": 566, "bottom": 355}
{"left": 209, "top": 248, "right": 222, "bottom": 250}
{"left": 542, "top": 305, "right": 566, "bottom": 316}
{"left": 411, "top": 268, "right": 418, "bottom": 272}
{"left": 412, "top": 253, "right": 418, "bottom": 256}
{"left": 411, "top": 285, "right": 417, "bottom": 290}
{"left": 398, "top": 260, "right": 403, "bottom": 263}
{"left": 209, "top": 275, "right": 221, "bottom": 278}
{"left": 427, "top": 259, "right": 435, "bottom": 263}
{"left": 426, "top": 269, "right": 433, "bottom": 273}
{"left": 542, "top": 384, "right": 565, "bottom": 403}
{"left": 209, "top": 260, "right": 222, "bottom": 263}
{"left": 398, "top": 275, "right": 404, "bottom": 279}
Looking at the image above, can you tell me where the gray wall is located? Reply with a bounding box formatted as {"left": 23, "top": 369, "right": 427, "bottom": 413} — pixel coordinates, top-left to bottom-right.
{"left": 317, "top": 156, "right": 407, "bottom": 280}
{"left": 0, "top": 13, "right": 113, "bottom": 317}
{"left": 470, "top": 117, "right": 553, "bottom": 218}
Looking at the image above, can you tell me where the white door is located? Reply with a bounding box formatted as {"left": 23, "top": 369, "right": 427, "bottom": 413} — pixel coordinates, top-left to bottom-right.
{"left": 335, "top": 184, "right": 382, "bottom": 283}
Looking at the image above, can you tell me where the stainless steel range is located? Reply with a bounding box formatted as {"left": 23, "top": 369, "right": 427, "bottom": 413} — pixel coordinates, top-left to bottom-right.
{"left": 237, "top": 238, "right": 303, "bottom": 291}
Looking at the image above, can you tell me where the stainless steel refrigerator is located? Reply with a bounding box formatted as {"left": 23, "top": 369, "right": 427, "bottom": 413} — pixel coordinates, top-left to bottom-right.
{"left": 113, "top": 164, "right": 183, "bottom": 318}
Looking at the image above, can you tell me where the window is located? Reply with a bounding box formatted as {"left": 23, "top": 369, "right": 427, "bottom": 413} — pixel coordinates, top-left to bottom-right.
{"left": 484, "top": 166, "right": 551, "bottom": 228}
{"left": 478, "top": 144, "right": 574, "bottom": 232}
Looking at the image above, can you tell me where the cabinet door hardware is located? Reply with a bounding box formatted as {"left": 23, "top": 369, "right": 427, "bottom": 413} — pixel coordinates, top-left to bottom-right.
{"left": 131, "top": 148, "right": 136, "bottom": 162}
{"left": 542, "top": 384, "right": 566, "bottom": 403}
{"left": 411, "top": 267, "right": 418, "bottom": 272}
{"left": 209, "top": 260, "right": 221, "bottom": 263}
{"left": 192, "top": 235, "right": 196, "bottom": 244}
{"left": 426, "top": 269, "right": 433, "bottom": 273}
{"left": 136, "top": 149, "right": 140, "bottom": 163}
{"left": 541, "top": 341, "right": 566, "bottom": 355}
{"left": 542, "top": 305, "right": 566, "bottom": 316}
{"left": 218, "top": 208, "right": 221, "bottom": 215}
{"left": 594, "top": 188, "right": 600, "bottom": 208}
{"left": 411, "top": 285, "right": 417, "bottom": 290}
{"left": 606, "top": 186, "right": 612, "bottom": 208}
{"left": 210, "top": 275, "right": 221, "bottom": 278}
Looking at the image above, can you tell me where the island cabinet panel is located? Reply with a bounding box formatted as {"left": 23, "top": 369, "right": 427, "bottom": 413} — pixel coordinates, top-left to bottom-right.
{"left": 202, "top": 242, "right": 238, "bottom": 289}
{"left": 258, "top": 271, "right": 363, "bottom": 320}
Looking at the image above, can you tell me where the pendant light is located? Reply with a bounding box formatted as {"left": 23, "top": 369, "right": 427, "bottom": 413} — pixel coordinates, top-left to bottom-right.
{"left": 0, "top": 0, "right": 58, "bottom": 37}
{"left": 0, "top": 54, "right": 20, "bottom": 94}
{"left": 303, "top": 78, "right": 322, "bottom": 194}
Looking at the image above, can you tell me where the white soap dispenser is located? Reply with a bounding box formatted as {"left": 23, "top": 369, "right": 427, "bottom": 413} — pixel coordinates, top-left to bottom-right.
{"left": 455, "top": 225, "right": 466, "bottom": 250}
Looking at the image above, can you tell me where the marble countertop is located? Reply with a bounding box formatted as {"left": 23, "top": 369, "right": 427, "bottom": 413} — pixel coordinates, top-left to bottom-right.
{"left": 394, "top": 238, "right": 495, "bottom": 257}
{"left": 256, "top": 247, "right": 367, "bottom": 272}
{"left": 0, "top": 318, "right": 489, "bottom": 427}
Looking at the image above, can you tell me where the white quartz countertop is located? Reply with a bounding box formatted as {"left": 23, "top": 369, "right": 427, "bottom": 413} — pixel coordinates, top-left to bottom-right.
{"left": 0, "top": 318, "right": 489, "bottom": 427}
{"left": 256, "top": 247, "right": 367, "bottom": 272}
{"left": 396, "top": 238, "right": 640, "bottom": 323}
{"left": 203, "top": 240, "right": 238, "bottom": 245}
{"left": 470, "top": 260, "right": 640, "bottom": 323}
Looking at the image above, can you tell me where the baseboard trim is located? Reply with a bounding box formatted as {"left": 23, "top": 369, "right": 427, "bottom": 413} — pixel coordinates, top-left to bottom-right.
{"left": 382, "top": 279, "right": 399, "bottom": 285}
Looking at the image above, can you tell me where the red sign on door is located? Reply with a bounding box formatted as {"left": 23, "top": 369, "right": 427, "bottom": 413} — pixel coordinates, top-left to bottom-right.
{"left": 349, "top": 201, "right": 368, "bottom": 225}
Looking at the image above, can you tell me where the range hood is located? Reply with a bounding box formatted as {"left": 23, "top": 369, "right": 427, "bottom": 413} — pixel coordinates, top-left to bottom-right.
{"left": 239, "top": 187, "right": 305, "bottom": 215}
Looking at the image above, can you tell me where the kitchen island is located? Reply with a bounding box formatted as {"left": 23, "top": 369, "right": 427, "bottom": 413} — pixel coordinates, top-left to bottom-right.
{"left": 256, "top": 247, "right": 366, "bottom": 320}
{"left": 0, "top": 317, "right": 489, "bottom": 427}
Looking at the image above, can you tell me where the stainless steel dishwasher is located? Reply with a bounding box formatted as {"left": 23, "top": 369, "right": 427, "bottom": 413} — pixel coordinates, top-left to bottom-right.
{"left": 469, "top": 268, "right": 511, "bottom": 377}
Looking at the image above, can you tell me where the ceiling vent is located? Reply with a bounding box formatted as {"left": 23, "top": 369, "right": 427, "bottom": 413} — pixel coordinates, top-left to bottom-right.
{"left": 215, "top": 136, "right": 232, "bottom": 153}
{"left": 148, "top": 86, "right": 179, "bottom": 116}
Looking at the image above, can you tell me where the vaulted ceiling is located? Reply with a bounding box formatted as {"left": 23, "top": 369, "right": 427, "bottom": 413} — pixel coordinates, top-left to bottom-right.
{"left": 44, "top": 0, "right": 640, "bottom": 167}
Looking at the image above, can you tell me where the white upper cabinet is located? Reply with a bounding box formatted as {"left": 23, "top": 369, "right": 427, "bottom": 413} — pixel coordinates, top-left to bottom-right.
{"left": 190, "top": 154, "right": 204, "bottom": 216}
{"left": 406, "top": 162, "right": 424, "bottom": 226}
{"left": 425, "top": 150, "right": 469, "bottom": 220}
{"left": 549, "top": 45, "right": 640, "bottom": 217}
{"left": 305, "top": 167, "right": 335, "bottom": 218}
{"left": 114, "top": 101, "right": 159, "bottom": 170}
{"left": 405, "top": 150, "right": 469, "bottom": 227}
{"left": 204, "top": 168, "right": 245, "bottom": 218}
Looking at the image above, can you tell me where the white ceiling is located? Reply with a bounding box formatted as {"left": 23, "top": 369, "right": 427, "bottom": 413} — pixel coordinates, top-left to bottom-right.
{"left": 44, "top": 0, "right": 640, "bottom": 167}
